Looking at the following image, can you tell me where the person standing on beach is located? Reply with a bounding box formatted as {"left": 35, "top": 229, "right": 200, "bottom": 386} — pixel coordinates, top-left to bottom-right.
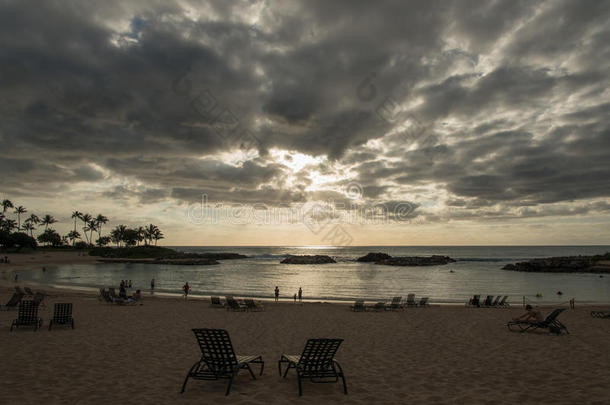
{"left": 128, "top": 280, "right": 132, "bottom": 288}
{"left": 298, "top": 287, "right": 302, "bottom": 303}
{"left": 274, "top": 286, "right": 279, "bottom": 302}
{"left": 151, "top": 278, "right": 155, "bottom": 294}
{"left": 183, "top": 282, "right": 190, "bottom": 300}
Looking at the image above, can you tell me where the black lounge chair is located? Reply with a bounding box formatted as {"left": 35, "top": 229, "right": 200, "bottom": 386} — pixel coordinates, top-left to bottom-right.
{"left": 226, "top": 298, "right": 246, "bottom": 312}
{"left": 10, "top": 300, "right": 42, "bottom": 331}
{"left": 49, "top": 303, "right": 74, "bottom": 330}
{"left": 507, "top": 308, "right": 569, "bottom": 334}
{"left": 490, "top": 295, "right": 501, "bottom": 307}
{"left": 388, "top": 296, "right": 403, "bottom": 311}
{"left": 210, "top": 296, "right": 224, "bottom": 308}
{"left": 181, "top": 328, "right": 264, "bottom": 395}
{"left": 467, "top": 295, "right": 480, "bottom": 307}
{"left": 1, "top": 292, "right": 24, "bottom": 310}
{"left": 278, "top": 338, "right": 347, "bottom": 396}
{"left": 418, "top": 297, "right": 429, "bottom": 307}
{"left": 591, "top": 311, "right": 610, "bottom": 318}
{"left": 244, "top": 299, "right": 264, "bottom": 311}
{"left": 406, "top": 294, "right": 417, "bottom": 307}
{"left": 370, "top": 302, "right": 386, "bottom": 311}
{"left": 498, "top": 296, "right": 509, "bottom": 307}
{"left": 482, "top": 295, "right": 494, "bottom": 307}
{"left": 350, "top": 300, "right": 365, "bottom": 312}
{"left": 24, "top": 287, "right": 35, "bottom": 296}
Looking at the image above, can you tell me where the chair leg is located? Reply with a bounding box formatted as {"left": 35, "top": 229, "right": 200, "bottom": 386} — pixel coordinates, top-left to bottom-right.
{"left": 225, "top": 375, "right": 235, "bottom": 395}
{"left": 180, "top": 362, "right": 199, "bottom": 393}
{"left": 297, "top": 373, "right": 303, "bottom": 396}
{"left": 278, "top": 360, "right": 282, "bottom": 377}
{"left": 49, "top": 320, "right": 53, "bottom": 331}
{"left": 335, "top": 361, "right": 348, "bottom": 394}
{"left": 258, "top": 360, "right": 264, "bottom": 376}
{"left": 245, "top": 364, "right": 256, "bottom": 379}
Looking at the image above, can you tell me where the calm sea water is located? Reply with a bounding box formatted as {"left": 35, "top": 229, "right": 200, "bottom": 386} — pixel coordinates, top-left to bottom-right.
{"left": 17, "top": 246, "right": 610, "bottom": 304}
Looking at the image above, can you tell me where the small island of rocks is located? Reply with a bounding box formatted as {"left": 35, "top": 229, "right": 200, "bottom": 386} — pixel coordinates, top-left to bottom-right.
{"left": 280, "top": 255, "right": 337, "bottom": 264}
{"left": 90, "top": 246, "right": 247, "bottom": 265}
{"left": 356, "top": 252, "right": 456, "bottom": 266}
{"left": 503, "top": 253, "right": 610, "bottom": 273}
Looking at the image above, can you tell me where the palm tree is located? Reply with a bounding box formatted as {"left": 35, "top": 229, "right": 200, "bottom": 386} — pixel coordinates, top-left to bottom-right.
{"left": 136, "top": 226, "right": 145, "bottom": 246}
{"left": 2, "top": 199, "right": 13, "bottom": 214}
{"left": 26, "top": 214, "right": 40, "bottom": 225}
{"left": 14, "top": 205, "right": 27, "bottom": 230}
{"left": 94, "top": 214, "right": 108, "bottom": 241}
{"left": 87, "top": 219, "right": 98, "bottom": 246}
{"left": 153, "top": 227, "right": 164, "bottom": 245}
{"left": 1, "top": 218, "right": 17, "bottom": 232}
{"left": 80, "top": 213, "right": 92, "bottom": 244}
{"left": 22, "top": 222, "right": 35, "bottom": 237}
{"left": 67, "top": 230, "right": 81, "bottom": 246}
{"left": 144, "top": 224, "right": 158, "bottom": 245}
{"left": 41, "top": 214, "right": 57, "bottom": 231}
{"left": 71, "top": 211, "right": 82, "bottom": 232}
{"left": 110, "top": 224, "right": 128, "bottom": 247}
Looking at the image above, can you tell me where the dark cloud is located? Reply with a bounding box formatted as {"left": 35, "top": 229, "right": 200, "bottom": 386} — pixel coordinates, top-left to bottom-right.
{"left": 1, "top": 0, "right": 609, "bottom": 225}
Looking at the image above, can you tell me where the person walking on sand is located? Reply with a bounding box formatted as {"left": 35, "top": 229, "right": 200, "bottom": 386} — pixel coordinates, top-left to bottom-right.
{"left": 183, "top": 282, "right": 190, "bottom": 300}
{"left": 298, "top": 287, "right": 302, "bottom": 303}
{"left": 274, "top": 286, "right": 279, "bottom": 302}
{"left": 293, "top": 293, "right": 297, "bottom": 303}
{"left": 150, "top": 278, "right": 155, "bottom": 294}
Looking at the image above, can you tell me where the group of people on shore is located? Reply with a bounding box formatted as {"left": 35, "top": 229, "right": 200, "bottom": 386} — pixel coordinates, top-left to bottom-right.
{"left": 274, "top": 286, "right": 303, "bottom": 303}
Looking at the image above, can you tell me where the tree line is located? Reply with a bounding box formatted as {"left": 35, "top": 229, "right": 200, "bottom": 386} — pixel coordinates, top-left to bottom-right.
{"left": 0, "top": 198, "right": 164, "bottom": 249}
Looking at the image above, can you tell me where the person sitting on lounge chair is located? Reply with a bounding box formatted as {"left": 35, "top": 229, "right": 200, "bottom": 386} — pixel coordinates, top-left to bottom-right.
{"left": 512, "top": 305, "right": 544, "bottom": 324}
{"left": 127, "top": 289, "right": 142, "bottom": 303}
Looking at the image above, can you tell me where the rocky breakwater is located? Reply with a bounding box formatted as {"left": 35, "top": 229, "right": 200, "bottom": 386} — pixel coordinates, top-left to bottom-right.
{"left": 91, "top": 246, "right": 247, "bottom": 265}
{"left": 372, "top": 255, "right": 456, "bottom": 266}
{"left": 356, "top": 252, "right": 392, "bottom": 262}
{"left": 503, "top": 253, "right": 610, "bottom": 273}
{"left": 280, "top": 255, "right": 337, "bottom": 264}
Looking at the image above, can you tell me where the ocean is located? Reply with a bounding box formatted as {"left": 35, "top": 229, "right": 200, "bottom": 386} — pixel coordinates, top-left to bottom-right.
{"left": 18, "top": 246, "right": 610, "bottom": 304}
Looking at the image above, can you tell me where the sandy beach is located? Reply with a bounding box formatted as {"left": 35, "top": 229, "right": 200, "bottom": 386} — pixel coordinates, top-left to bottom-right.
{"left": 1, "top": 255, "right": 610, "bottom": 405}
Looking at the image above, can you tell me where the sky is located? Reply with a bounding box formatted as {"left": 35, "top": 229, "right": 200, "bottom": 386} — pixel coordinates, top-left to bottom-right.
{"left": 1, "top": 0, "right": 610, "bottom": 246}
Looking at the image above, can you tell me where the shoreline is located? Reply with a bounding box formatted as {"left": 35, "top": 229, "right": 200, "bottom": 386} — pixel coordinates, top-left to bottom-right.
{"left": 2, "top": 250, "right": 610, "bottom": 305}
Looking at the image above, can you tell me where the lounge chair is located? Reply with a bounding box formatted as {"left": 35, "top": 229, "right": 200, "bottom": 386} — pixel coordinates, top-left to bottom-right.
{"left": 370, "top": 302, "right": 386, "bottom": 311}
{"left": 210, "top": 296, "right": 224, "bottom": 308}
{"left": 507, "top": 308, "right": 569, "bottom": 334}
{"left": 467, "top": 295, "right": 480, "bottom": 307}
{"left": 406, "top": 294, "right": 417, "bottom": 307}
{"left": 418, "top": 297, "right": 429, "bottom": 307}
{"left": 244, "top": 299, "right": 264, "bottom": 311}
{"left": 226, "top": 298, "right": 246, "bottom": 312}
{"left": 490, "top": 295, "right": 501, "bottom": 306}
{"left": 24, "top": 287, "right": 35, "bottom": 296}
{"left": 482, "top": 295, "right": 494, "bottom": 307}
{"left": 278, "top": 338, "right": 347, "bottom": 396}
{"left": 10, "top": 300, "right": 43, "bottom": 331}
{"left": 498, "top": 296, "right": 509, "bottom": 307}
{"left": 590, "top": 311, "right": 610, "bottom": 318}
{"left": 350, "top": 300, "right": 365, "bottom": 312}
{"left": 1, "top": 292, "right": 24, "bottom": 310}
{"left": 49, "top": 303, "right": 74, "bottom": 330}
{"left": 181, "top": 328, "right": 264, "bottom": 395}
{"left": 388, "top": 296, "right": 403, "bottom": 311}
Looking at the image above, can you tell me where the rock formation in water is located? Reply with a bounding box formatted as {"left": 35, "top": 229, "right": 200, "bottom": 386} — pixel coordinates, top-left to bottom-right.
{"left": 280, "top": 255, "right": 337, "bottom": 264}
{"left": 375, "top": 255, "right": 456, "bottom": 266}
{"left": 356, "top": 252, "right": 392, "bottom": 262}
{"left": 503, "top": 253, "right": 610, "bottom": 273}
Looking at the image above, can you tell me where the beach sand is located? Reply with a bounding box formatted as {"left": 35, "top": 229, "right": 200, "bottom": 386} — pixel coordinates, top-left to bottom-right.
{"left": 1, "top": 253, "right": 610, "bottom": 404}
